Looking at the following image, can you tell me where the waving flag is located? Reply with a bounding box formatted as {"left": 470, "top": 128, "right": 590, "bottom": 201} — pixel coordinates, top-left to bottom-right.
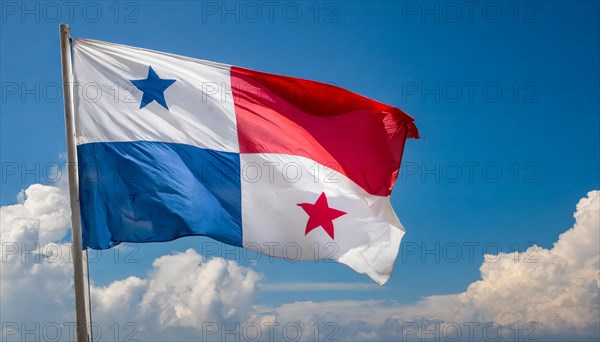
{"left": 72, "top": 39, "right": 418, "bottom": 284}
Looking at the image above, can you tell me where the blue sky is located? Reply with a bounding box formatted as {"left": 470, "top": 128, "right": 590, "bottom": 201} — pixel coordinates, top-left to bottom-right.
{"left": 1, "top": 1, "right": 599, "bottom": 337}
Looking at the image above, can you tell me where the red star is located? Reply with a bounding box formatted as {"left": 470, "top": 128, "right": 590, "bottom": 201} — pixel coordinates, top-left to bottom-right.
{"left": 297, "top": 192, "right": 347, "bottom": 239}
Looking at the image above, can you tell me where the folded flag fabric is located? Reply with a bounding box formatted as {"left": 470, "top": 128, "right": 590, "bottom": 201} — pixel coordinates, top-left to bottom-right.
{"left": 72, "top": 39, "right": 418, "bottom": 284}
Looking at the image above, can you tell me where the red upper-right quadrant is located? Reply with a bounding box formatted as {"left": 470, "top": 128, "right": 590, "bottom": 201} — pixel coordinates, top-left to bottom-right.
{"left": 231, "top": 66, "right": 419, "bottom": 197}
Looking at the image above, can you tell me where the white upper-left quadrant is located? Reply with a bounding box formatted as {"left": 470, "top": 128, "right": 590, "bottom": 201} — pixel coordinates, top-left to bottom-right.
{"left": 72, "top": 39, "right": 238, "bottom": 153}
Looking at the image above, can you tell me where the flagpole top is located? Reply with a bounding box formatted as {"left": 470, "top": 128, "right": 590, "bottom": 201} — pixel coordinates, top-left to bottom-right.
{"left": 60, "top": 23, "right": 71, "bottom": 35}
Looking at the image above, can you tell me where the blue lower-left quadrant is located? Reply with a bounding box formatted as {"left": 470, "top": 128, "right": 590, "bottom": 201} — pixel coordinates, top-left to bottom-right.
{"left": 77, "top": 141, "right": 243, "bottom": 249}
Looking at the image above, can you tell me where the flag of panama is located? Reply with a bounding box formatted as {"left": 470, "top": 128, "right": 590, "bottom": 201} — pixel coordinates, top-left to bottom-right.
{"left": 72, "top": 39, "right": 418, "bottom": 284}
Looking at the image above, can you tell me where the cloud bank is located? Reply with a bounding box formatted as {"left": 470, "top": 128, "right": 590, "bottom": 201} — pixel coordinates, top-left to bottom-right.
{"left": 1, "top": 184, "right": 598, "bottom": 341}
{"left": 255, "top": 190, "right": 599, "bottom": 341}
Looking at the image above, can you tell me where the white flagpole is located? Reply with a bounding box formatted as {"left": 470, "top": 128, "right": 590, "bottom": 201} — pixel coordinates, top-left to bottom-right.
{"left": 60, "top": 23, "right": 92, "bottom": 342}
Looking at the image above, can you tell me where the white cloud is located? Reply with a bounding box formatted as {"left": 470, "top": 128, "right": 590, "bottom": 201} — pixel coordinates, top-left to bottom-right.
{"left": 92, "top": 249, "right": 261, "bottom": 331}
{"left": 1, "top": 185, "right": 75, "bottom": 339}
{"left": 1, "top": 184, "right": 598, "bottom": 341}
{"left": 454, "top": 190, "right": 600, "bottom": 332}
{"left": 1, "top": 183, "right": 70, "bottom": 245}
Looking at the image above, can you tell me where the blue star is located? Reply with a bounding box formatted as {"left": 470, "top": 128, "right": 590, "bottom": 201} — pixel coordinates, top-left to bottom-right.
{"left": 130, "top": 66, "right": 176, "bottom": 110}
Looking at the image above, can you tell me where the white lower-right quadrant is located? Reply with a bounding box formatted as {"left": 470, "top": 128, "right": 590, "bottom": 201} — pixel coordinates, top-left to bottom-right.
{"left": 240, "top": 153, "right": 406, "bottom": 284}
